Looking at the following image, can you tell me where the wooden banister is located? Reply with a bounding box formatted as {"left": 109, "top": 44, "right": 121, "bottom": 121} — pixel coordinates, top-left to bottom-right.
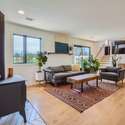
{"left": 95, "top": 43, "right": 105, "bottom": 58}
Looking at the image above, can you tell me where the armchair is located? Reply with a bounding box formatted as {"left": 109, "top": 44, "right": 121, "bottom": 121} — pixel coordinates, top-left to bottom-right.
{"left": 100, "top": 67, "right": 125, "bottom": 85}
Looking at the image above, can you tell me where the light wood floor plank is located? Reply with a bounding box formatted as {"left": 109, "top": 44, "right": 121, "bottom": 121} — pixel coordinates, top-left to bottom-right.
{"left": 1, "top": 81, "right": 125, "bottom": 125}
{"left": 28, "top": 82, "right": 125, "bottom": 125}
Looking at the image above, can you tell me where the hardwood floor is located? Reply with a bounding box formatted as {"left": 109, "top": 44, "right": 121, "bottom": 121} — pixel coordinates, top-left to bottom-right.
{"left": 27, "top": 81, "right": 125, "bottom": 125}
{"left": 1, "top": 81, "right": 125, "bottom": 125}
{"left": 0, "top": 101, "right": 46, "bottom": 125}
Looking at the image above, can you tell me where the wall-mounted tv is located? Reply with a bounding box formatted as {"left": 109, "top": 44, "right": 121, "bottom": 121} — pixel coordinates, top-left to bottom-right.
{"left": 55, "top": 42, "right": 69, "bottom": 54}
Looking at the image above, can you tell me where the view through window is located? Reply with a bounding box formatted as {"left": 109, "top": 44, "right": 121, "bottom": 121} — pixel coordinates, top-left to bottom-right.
{"left": 74, "top": 45, "right": 90, "bottom": 66}
{"left": 13, "top": 34, "right": 41, "bottom": 64}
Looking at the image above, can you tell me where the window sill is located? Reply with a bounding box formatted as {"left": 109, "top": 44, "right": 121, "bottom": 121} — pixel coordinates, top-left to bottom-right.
{"left": 13, "top": 63, "right": 37, "bottom": 67}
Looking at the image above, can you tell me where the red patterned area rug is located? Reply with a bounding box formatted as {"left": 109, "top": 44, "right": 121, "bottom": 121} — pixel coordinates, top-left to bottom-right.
{"left": 45, "top": 81, "right": 119, "bottom": 113}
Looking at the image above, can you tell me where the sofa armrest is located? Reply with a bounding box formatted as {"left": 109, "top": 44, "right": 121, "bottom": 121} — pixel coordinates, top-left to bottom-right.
{"left": 118, "top": 69, "right": 125, "bottom": 80}
{"left": 99, "top": 68, "right": 107, "bottom": 72}
{"left": 43, "top": 68, "right": 53, "bottom": 73}
{"left": 43, "top": 69, "right": 55, "bottom": 81}
{"left": 119, "top": 68, "right": 125, "bottom": 72}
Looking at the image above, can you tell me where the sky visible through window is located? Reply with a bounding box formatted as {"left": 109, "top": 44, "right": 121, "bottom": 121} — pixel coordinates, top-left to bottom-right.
{"left": 27, "top": 37, "right": 40, "bottom": 54}
{"left": 13, "top": 34, "right": 41, "bottom": 64}
{"left": 14, "top": 35, "right": 24, "bottom": 55}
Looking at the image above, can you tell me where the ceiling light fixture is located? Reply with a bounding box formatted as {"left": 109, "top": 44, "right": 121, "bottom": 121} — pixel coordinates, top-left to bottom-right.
{"left": 18, "top": 10, "right": 24, "bottom": 15}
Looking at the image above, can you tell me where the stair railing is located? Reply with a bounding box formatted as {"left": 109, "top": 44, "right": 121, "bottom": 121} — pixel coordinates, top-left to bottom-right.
{"left": 95, "top": 43, "right": 105, "bottom": 58}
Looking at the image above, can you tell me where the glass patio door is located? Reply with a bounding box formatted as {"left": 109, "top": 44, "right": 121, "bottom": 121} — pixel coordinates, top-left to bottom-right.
{"left": 74, "top": 45, "right": 90, "bottom": 67}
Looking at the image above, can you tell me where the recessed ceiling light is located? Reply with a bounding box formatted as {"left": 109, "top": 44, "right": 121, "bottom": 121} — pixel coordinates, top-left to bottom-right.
{"left": 18, "top": 10, "right": 24, "bottom": 15}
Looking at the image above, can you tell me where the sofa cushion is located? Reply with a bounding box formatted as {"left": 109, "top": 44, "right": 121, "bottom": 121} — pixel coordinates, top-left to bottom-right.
{"left": 106, "top": 67, "right": 121, "bottom": 73}
{"left": 72, "top": 64, "right": 80, "bottom": 71}
{"left": 63, "top": 65, "right": 72, "bottom": 71}
{"left": 100, "top": 72, "right": 118, "bottom": 77}
{"left": 48, "top": 66, "right": 64, "bottom": 73}
{"left": 53, "top": 71, "right": 85, "bottom": 80}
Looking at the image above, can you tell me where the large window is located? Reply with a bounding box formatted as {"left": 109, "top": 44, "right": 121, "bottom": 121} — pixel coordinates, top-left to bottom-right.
{"left": 74, "top": 45, "right": 90, "bottom": 66}
{"left": 13, "top": 34, "right": 41, "bottom": 64}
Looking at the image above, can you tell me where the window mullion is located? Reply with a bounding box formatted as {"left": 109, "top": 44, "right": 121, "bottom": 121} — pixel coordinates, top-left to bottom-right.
{"left": 23, "top": 35, "right": 27, "bottom": 63}
{"left": 40, "top": 38, "right": 42, "bottom": 52}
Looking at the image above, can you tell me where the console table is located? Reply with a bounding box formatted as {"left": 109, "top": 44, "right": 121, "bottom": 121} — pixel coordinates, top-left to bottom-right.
{"left": 119, "top": 64, "right": 125, "bottom": 69}
{"left": 0, "top": 75, "right": 26, "bottom": 122}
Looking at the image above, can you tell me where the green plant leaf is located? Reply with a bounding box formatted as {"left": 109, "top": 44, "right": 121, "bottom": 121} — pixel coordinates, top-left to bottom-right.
{"left": 36, "top": 52, "right": 48, "bottom": 71}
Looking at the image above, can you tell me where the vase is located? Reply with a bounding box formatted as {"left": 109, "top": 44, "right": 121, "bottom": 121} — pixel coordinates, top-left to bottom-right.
{"left": 35, "top": 71, "right": 44, "bottom": 82}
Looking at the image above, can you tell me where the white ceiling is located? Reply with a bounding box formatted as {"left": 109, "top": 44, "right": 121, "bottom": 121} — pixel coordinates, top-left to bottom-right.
{"left": 1, "top": 0, "right": 125, "bottom": 41}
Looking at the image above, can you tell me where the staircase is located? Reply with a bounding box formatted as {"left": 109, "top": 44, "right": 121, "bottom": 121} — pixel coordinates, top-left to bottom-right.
{"left": 95, "top": 43, "right": 112, "bottom": 68}
{"left": 99, "top": 55, "right": 112, "bottom": 68}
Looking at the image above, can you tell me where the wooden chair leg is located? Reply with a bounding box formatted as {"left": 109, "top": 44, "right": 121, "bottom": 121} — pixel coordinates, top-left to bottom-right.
{"left": 81, "top": 83, "right": 83, "bottom": 92}
{"left": 86, "top": 81, "right": 88, "bottom": 85}
{"left": 100, "top": 78, "right": 102, "bottom": 82}
{"left": 115, "top": 81, "right": 117, "bottom": 86}
{"left": 96, "top": 77, "right": 99, "bottom": 87}
{"left": 71, "top": 83, "right": 73, "bottom": 89}
{"left": 122, "top": 80, "right": 124, "bottom": 85}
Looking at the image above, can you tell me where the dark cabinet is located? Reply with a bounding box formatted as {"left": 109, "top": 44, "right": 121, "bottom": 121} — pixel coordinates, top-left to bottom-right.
{"left": 0, "top": 76, "right": 26, "bottom": 122}
{"left": 0, "top": 11, "right": 5, "bottom": 80}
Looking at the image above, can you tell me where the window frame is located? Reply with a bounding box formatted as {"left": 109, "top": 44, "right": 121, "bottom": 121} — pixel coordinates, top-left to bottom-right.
{"left": 73, "top": 44, "right": 91, "bottom": 65}
{"left": 13, "top": 33, "right": 42, "bottom": 64}
{"left": 74, "top": 44, "right": 91, "bottom": 57}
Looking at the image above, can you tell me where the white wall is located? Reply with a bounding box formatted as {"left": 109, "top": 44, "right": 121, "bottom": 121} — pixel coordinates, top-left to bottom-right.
{"left": 93, "top": 41, "right": 105, "bottom": 58}
{"left": 5, "top": 22, "right": 96, "bottom": 85}
{"left": 94, "top": 40, "right": 125, "bottom": 65}
{"left": 118, "top": 55, "right": 125, "bottom": 63}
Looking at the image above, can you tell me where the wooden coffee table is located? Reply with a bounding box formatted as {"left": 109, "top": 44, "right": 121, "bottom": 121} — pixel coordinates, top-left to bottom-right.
{"left": 67, "top": 74, "right": 99, "bottom": 93}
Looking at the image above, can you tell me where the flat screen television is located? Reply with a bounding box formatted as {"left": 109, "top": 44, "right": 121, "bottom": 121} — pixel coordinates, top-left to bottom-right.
{"left": 55, "top": 42, "right": 69, "bottom": 54}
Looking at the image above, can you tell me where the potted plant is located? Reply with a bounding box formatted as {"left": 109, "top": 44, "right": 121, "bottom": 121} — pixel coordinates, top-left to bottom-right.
{"left": 82, "top": 55, "right": 100, "bottom": 73}
{"left": 112, "top": 54, "right": 121, "bottom": 67}
{"left": 35, "top": 52, "right": 48, "bottom": 82}
{"left": 89, "top": 55, "right": 100, "bottom": 72}
{"left": 82, "top": 58, "right": 91, "bottom": 72}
